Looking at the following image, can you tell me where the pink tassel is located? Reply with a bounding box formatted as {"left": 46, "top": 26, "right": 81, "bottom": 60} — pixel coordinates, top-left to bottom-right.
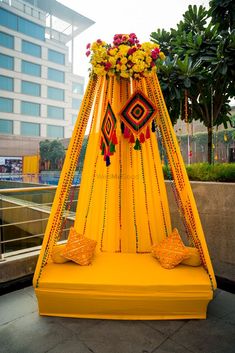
{"left": 146, "top": 125, "right": 150, "bottom": 139}
{"left": 112, "top": 129, "right": 118, "bottom": 145}
{"left": 140, "top": 132, "right": 145, "bottom": 143}
{"left": 129, "top": 133, "right": 135, "bottom": 143}
{"left": 124, "top": 125, "right": 130, "bottom": 138}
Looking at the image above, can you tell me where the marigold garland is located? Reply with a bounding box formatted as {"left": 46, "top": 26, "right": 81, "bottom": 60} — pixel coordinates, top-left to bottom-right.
{"left": 86, "top": 33, "right": 165, "bottom": 79}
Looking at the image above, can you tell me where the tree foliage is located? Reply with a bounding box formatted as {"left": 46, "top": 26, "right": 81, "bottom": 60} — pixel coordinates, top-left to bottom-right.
{"left": 151, "top": 1, "right": 235, "bottom": 163}
{"left": 39, "top": 139, "right": 65, "bottom": 170}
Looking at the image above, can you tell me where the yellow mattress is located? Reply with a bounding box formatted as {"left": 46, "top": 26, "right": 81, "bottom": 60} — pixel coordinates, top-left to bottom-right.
{"left": 39, "top": 252, "right": 211, "bottom": 293}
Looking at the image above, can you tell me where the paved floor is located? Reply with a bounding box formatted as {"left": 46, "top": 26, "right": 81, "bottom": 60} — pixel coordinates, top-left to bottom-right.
{"left": 0, "top": 287, "right": 234, "bottom": 353}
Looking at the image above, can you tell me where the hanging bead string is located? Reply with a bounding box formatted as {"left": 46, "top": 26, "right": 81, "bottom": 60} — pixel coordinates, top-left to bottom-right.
{"left": 156, "top": 126, "right": 194, "bottom": 245}
{"left": 118, "top": 138, "right": 122, "bottom": 252}
{"left": 140, "top": 147, "right": 153, "bottom": 247}
{"left": 34, "top": 75, "right": 99, "bottom": 287}
{"left": 149, "top": 137, "right": 169, "bottom": 238}
{"left": 129, "top": 144, "right": 139, "bottom": 252}
{"left": 81, "top": 79, "right": 106, "bottom": 234}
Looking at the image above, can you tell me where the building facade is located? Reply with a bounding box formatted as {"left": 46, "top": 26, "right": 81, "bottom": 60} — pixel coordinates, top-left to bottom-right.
{"left": 0, "top": 0, "right": 94, "bottom": 157}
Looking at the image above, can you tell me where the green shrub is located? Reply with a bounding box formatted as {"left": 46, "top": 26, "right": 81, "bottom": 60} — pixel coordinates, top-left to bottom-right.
{"left": 163, "top": 163, "right": 235, "bottom": 182}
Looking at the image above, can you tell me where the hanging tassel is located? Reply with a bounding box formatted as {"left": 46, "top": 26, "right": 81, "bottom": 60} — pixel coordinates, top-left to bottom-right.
{"left": 124, "top": 125, "right": 130, "bottom": 138}
{"left": 151, "top": 120, "right": 156, "bottom": 132}
{"left": 101, "top": 142, "right": 105, "bottom": 155}
{"left": 121, "top": 121, "right": 125, "bottom": 134}
{"left": 146, "top": 125, "right": 150, "bottom": 139}
{"left": 109, "top": 142, "right": 116, "bottom": 153}
{"left": 129, "top": 133, "right": 135, "bottom": 143}
{"left": 106, "top": 155, "right": 111, "bottom": 167}
{"left": 112, "top": 129, "right": 118, "bottom": 145}
{"left": 140, "top": 132, "right": 145, "bottom": 143}
{"left": 134, "top": 138, "right": 141, "bottom": 150}
{"left": 100, "top": 137, "right": 104, "bottom": 150}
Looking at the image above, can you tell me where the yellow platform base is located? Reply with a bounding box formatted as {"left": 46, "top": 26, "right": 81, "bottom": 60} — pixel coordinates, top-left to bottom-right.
{"left": 35, "top": 253, "right": 213, "bottom": 320}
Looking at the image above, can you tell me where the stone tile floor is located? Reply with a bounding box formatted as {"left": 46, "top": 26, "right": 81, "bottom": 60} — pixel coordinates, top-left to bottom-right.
{"left": 0, "top": 287, "right": 234, "bottom": 353}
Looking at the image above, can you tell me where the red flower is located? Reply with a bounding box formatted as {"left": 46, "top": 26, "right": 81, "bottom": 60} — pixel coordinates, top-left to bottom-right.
{"left": 86, "top": 43, "right": 91, "bottom": 49}
{"left": 86, "top": 50, "right": 91, "bottom": 57}
{"left": 97, "top": 39, "right": 102, "bottom": 44}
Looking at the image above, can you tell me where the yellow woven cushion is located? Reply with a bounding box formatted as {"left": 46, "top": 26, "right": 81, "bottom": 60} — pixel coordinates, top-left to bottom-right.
{"left": 62, "top": 227, "right": 97, "bottom": 266}
{"left": 152, "top": 228, "right": 190, "bottom": 269}
{"left": 181, "top": 247, "right": 202, "bottom": 267}
{"left": 51, "top": 244, "right": 69, "bottom": 264}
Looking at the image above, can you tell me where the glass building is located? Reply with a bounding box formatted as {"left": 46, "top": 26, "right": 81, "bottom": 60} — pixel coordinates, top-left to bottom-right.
{"left": 0, "top": 0, "right": 94, "bottom": 156}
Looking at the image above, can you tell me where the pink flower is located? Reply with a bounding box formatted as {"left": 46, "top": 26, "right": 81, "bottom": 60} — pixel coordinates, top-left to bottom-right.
{"left": 104, "top": 62, "right": 112, "bottom": 71}
{"left": 127, "top": 47, "right": 137, "bottom": 55}
{"left": 86, "top": 50, "right": 91, "bottom": 57}
{"left": 86, "top": 43, "right": 91, "bottom": 49}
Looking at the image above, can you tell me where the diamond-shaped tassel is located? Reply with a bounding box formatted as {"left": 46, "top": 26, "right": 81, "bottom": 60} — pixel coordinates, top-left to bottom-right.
{"left": 140, "top": 132, "right": 145, "bottom": 143}
{"left": 146, "top": 125, "right": 150, "bottom": 139}
{"left": 106, "top": 155, "right": 111, "bottom": 167}
{"left": 151, "top": 120, "right": 156, "bottom": 132}
{"left": 124, "top": 125, "right": 130, "bottom": 138}
{"left": 112, "top": 129, "right": 118, "bottom": 145}
{"left": 134, "top": 138, "right": 141, "bottom": 150}
{"left": 129, "top": 133, "right": 135, "bottom": 143}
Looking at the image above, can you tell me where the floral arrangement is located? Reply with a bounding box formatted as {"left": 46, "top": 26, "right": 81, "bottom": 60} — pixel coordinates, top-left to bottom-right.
{"left": 86, "top": 33, "right": 165, "bottom": 79}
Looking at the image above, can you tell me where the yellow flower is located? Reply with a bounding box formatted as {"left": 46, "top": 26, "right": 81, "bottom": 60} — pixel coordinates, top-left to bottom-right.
{"left": 109, "top": 48, "right": 118, "bottom": 56}
{"left": 93, "top": 66, "right": 106, "bottom": 76}
{"left": 118, "top": 44, "right": 130, "bottom": 56}
{"left": 109, "top": 57, "right": 116, "bottom": 66}
{"left": 120, "top": 71, "right": 130, "bottom": 78}
{"left": 121, "top": 64, "right": 127, "bottom": 71}
{"left": 159, "top": 52, "right": 166, "bottom": 60}
{"left": 120, "top": 57, "right": 128, "bottom": 65}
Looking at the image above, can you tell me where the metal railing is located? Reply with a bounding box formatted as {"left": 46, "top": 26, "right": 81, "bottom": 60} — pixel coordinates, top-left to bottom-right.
{"left": 0, "top": 185, "right": 79, "bottom": 261}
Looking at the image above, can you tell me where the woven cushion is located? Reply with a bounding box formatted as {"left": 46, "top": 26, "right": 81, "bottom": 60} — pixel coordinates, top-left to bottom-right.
{"left": 152, "top": 228, "right": 190, "bottom": 269}
{"left": 62, "top": 227, "right": 97, "bottom": 266}
{"left": 182, "top": 247, "right": 202, "bottom": 267}
{"left": 51, "top": 244, "right": 69, "bottom": 264}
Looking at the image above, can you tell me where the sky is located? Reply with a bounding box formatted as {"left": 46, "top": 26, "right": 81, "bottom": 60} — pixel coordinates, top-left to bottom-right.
{"left": 58, "top": 0, "right": 210, "bottom": 79}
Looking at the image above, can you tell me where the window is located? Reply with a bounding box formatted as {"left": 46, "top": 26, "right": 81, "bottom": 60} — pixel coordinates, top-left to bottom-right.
{"left": 0, "top": 75, "right": 14, "bottom": 91}
{"left": 0, "top": 8, "right": 45, "bottom": 41}
{"left": 22, "top": 81, "right": 40, "bottom": 96}
{"left": 47, "top": 105, "right": 64, "bottom": 120}
{"left": 22, "top": 60, "right": 41, "bottom": 77}
{"left": 47, "top": 125, "right": 64, "bottom": 138}
{"left": 22, "top": 40, "right": 41, "bottom": 58}
{"left": 48, "top": 49, "right": 65, "bottom": 65}
{"left": 18, "top": 17, "right": 45, "bottom": 41}
{"left": 0, "top": 119, "right": 13, "bottom": 134}
{"left": 0, "top": 53, "right": 14, "bottom": 70}
{"left": 72, "top": 114, "right": 77, "bottom": 125}
{"left": 21, "top": 101, "right": 40, "bottom": 116}
{"left": 72, "top": 82, "right": 83, "bottom": 94}
{"left": 72, "top": 98, "right": 81, "bottom": 110}
{"left": 0, "top": 97, "right": 13, "bottom": 112}
{"left": 48, "top": 87, "right": 64, "bottom": 101}
{"left": 48, "top": 68, "right": 65, "bottom": 83}
{"left": 0, "top": 8, "right": 17, "bottom": 31}
{"left": 0, "top": 32, "right": 14, "bottom": 49}
{"left": 21, "top": 122, "right": 40, "bottom": 136}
